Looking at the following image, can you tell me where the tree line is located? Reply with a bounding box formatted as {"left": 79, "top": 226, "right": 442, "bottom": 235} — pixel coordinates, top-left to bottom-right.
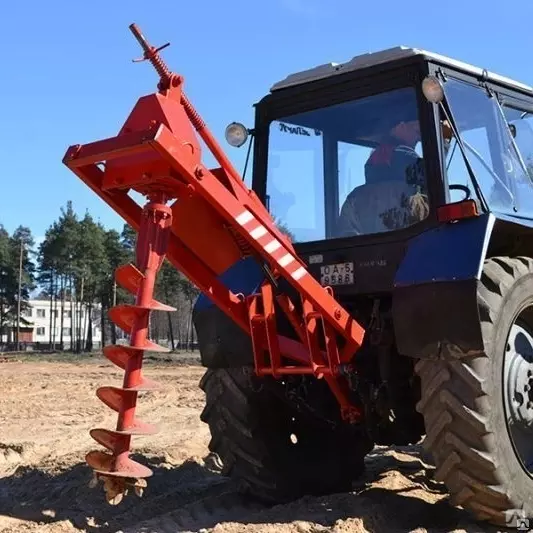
{"left": 0, "top": 201, "right": 200, "bottom": 353}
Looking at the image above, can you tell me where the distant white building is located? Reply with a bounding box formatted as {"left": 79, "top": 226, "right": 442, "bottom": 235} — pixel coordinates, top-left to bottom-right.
{"left": 1, "top": 298, "right": 102, "bottom": 347}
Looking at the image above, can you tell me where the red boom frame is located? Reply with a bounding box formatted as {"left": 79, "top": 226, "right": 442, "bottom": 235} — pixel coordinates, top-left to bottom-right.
{"left": 63, "top": 23, "right": 367, "bottom": 503}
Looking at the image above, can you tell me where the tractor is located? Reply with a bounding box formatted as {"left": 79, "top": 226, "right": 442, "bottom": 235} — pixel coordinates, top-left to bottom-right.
{"left": 63, "top": 25, "right": 533, "bottom": 528}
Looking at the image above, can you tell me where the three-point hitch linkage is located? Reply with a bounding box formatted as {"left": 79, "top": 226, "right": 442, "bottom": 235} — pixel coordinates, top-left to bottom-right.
{"left": 62, "top": 24, "right": 367, "bottom": 504}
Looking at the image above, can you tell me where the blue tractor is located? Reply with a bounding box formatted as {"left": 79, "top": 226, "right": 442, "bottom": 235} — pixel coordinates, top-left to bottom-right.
{"left": 193, "top": 47, "right": 533, "bottom": 527}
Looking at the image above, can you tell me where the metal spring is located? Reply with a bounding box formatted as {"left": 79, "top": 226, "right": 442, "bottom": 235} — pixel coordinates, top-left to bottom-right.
{"left": 129, "top": 23, "right": 172, "bottom": 87}
{"left": 229, "top": 227, "right": 253, "bottom": 256}
{"left": 148, "top": 52, "right": 171, "bottom": 84}
{"left": 181, "top": 95, "right": 206, "bottom": 132}
{"left": 128, "top": 25, "right": 205, "bottom": 133}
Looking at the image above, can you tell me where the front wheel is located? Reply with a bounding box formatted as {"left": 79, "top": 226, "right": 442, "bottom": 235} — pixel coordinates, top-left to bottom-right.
{"left": 199, "top": 366, "right": 373, "bottom": 503}
{"left": 415, "top": 256, "right": 533, "bottom": 527}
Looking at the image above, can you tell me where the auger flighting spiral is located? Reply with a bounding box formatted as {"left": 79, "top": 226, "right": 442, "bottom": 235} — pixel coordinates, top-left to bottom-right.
{"left": 86, "top": 196, "right": 176, "bottom": 504}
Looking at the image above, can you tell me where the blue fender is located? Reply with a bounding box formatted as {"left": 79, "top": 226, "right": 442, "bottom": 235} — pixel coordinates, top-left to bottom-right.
{"left": 193, "top": 256, "right": 266, "bottom": 313}
{"left": 392, "top": 213, "right": 497, "bottom": 360}
{"left": 394, "top": 213, "right": 496, "bottom": 287}
{"left": 192, "top": 256, "right": 266, "bottom": 368}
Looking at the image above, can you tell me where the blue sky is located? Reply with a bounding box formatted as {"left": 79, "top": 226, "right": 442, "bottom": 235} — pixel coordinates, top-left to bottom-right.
{"left": 2, "top": 0, "right": 533, "bottom": 246}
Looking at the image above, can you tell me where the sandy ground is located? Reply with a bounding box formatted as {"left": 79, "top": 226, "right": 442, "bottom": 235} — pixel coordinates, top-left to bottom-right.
{"left": 0, "top": 354, "right": 514, "bottom": 533}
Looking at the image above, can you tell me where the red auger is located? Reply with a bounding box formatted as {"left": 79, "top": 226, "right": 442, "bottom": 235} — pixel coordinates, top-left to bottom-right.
{"left": 63, "top": 23, "right": 366, "bottom": 504}
{"left": 86, "top": 197, "right": 175, "bottom": 504}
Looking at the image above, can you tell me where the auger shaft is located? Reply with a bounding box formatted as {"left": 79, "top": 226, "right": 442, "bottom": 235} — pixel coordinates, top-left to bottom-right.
{"left": 117, "top": 198, "right": 171, "bottom": 425}
{"left": 86, "top": 197, "right": 175, "bottom": 503}
{"left": 118, "top": 200, "right": 170, "bottom": 464}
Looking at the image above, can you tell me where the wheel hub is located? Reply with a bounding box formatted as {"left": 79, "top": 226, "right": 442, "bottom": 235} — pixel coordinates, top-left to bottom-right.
{"left": 507, "top": 342, "right": 533, "bottom": 430}
{"left": 504, "top": 318, "right": 533, "bottom": 476}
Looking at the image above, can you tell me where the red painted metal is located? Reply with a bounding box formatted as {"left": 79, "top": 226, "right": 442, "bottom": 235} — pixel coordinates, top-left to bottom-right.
{"left": 63, "top": 23, "right": 367, "bottom": 503}
{"left": 86, "top": 197, "right": 176, "bottom": 504}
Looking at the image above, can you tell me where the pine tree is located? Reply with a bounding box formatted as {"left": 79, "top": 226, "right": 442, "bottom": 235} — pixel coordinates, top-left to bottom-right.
{"left": 102, "top": 227, "right": 132, "bottom": 345}
{"left": 26, "top": 203, "right": 206, "bottom": 354}
{"left": 10, "top": 226, "right": 36, "bottom": 346}
{"left": 74, "top": 212, "right": 109, "bottom": 352}
{"left": 0, "top": 225, "right": 12, "bottom": 342}
{"left": 154, "top": 260, "right": 183, "bottom": 350}
{"left": 0, "top": 225, "right": 36, "bottom": 345}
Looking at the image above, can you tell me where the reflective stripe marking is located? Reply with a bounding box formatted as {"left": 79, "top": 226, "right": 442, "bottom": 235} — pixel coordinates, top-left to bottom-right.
{"left": 279, "top": 253, "right": 295, "bottom": 267}
{"left": 292, "top": 266, "right": 307, "bottom": 280}
{"left": 264, "top": 239, "right": 281, "bottom": 253}
{"left": 236, "top": 210, "right": 254, "bottom": 225}
{"left": 250, "top": 225, "right": 267, "bottom": 239}
{"left": 235, "top": 211, "right": 307, "bottom": 281}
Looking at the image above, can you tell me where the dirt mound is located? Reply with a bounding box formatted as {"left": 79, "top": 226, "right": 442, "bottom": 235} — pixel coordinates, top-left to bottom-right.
{"left": 0, "top": 359, "right": 514, "bottom": 533}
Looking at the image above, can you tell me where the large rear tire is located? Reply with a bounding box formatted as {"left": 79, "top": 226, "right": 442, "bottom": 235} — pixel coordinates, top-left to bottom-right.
{"left": 199, "top": 366, "right": 373, "bottom": 503}
{"left": 415, "top": 256, "right": 533, "bottom": 527}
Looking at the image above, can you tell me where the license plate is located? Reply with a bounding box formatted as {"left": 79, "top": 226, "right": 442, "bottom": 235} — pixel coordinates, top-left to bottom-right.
{"left": 320, "top": 262, "right": 354, "bottom": 286}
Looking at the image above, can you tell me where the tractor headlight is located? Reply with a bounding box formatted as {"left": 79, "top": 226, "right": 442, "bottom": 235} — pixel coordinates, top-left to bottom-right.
{"left": 422, "top": 76, "right": 444, "bottom": 104}
{"left": 225, "top": 122, "right": 249, "bottom": 148}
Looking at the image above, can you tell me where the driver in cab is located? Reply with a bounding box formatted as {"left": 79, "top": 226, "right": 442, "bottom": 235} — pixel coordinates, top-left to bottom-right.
{"left": 337, "top": 119, "right": 453, "bottom": 236}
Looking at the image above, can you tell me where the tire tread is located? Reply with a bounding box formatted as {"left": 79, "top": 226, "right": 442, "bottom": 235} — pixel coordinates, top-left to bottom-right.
{"left": 200, "top": 367, "right": 371, "bottom": 503}
{"left": 415, "top": 256, "right": 533, "bottom": 526}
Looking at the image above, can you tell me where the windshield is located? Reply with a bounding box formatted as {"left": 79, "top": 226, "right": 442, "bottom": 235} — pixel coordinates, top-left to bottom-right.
{"left": 265, "top": 87, "right": 430, "bottom": 243}
{"left": 442, "top": 78, "right": 533, "bottom": 215}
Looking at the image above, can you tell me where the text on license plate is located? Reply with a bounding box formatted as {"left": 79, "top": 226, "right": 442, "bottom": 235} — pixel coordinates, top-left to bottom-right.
{"left": 320, "top": 262, "right": 354, "bottom": 286}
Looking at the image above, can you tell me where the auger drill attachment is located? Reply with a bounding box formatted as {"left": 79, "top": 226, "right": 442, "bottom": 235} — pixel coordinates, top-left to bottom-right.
{"left": 86, "top": 197, "right": 175, "bottom": 504}
{"left": 63, "top": 23, "right": 366, "bottom": 504}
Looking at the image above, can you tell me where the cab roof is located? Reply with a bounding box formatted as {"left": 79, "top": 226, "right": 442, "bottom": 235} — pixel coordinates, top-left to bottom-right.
{"left": 270, "top": 46, "right": 533, "bottom": 95}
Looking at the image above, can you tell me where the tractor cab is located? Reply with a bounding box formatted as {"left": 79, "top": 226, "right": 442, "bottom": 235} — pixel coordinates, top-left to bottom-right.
{"left": 227, "top": 47, "right": 533, "bottom": 277}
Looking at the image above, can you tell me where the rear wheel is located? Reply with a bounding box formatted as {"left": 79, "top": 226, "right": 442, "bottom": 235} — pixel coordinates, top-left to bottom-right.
{"left": 415, "top": 256, "right": 533, "bottom": 527}
{"left": 199, "top": 366, "right": 373, "bottom": 503}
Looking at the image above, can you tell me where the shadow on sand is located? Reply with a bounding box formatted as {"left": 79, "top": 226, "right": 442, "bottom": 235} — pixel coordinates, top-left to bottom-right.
{"left": 0, "top": 445, "right": 515, "bottom": 533}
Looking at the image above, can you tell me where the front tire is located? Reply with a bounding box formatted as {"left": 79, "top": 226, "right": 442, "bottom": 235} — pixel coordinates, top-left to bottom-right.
{"left": 415, "top": 256, "right": 533, "bottom": 527}
{"left": 199, "top": 366, "right": 373, "bottom": 503}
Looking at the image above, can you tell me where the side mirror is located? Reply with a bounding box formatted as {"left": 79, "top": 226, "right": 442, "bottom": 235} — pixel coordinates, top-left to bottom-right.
{"left": 511, "top": 119, "right": 533, "bottom": 143}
